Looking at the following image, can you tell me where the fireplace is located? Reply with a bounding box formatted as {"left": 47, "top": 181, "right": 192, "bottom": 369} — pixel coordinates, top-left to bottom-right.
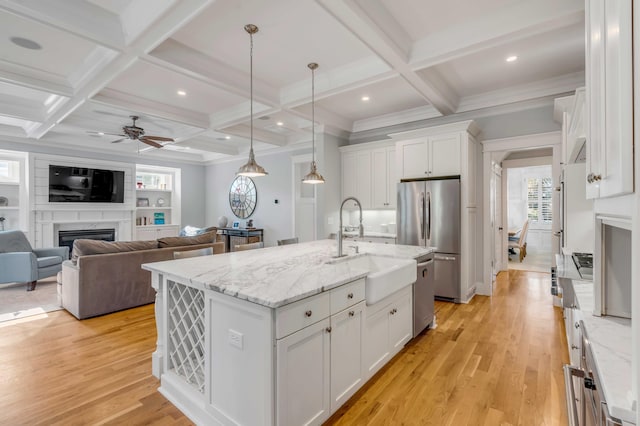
{"left": 58, "top": 228, "right": 116, "bottom": 258}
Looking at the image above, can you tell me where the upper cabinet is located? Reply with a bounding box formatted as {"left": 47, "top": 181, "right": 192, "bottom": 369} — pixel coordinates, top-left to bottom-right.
{"left": 554, "top": 88, "right": 587, "bottom": 164}
{"left": 585, "top": 0, "right": 633, "bottom": 199}
{"left": 340, "top": 141, "right": 395, "bottom": 210}
{"left": 396, "top": 133, "right": 461, "bottom": 180}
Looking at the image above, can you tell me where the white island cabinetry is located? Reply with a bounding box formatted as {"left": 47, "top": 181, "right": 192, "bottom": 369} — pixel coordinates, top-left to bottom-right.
{"left": 145, "top": 240, "right": 430, "bottom": 426}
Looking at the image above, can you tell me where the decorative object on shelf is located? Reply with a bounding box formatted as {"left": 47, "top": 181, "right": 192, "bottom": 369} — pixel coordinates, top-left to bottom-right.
{"left": 136, "top": 197, "right": 150, "bottom": 207}
{"left": 237, "top": 24, "right": 268, "bottom": 178}
{"left": 137, "top": 182, "right": 144, "bottom": 189}
{"left": 0, "top": 216, "right": 4, "bottom": 231}
{"left": 246, "top": 219, "right": 254, "bottom": 228}
{"left": 157, "top": 197, "right": 165, "bottom": 207}
{"left": 0, "top": 196, "right": 7, "bottom": 206}
{"left": 218, "top": 215, "right": 228, "bottom": 228}
{"left": 229, "top": 175, "right": 257, "bottom": 219}
{"left": 232, "top": 221, "right": 240, "bottom": 229}
{"left": 154, "top": 212, "right": 165, "bottom": 225}
{"left": 302, "top": 62, "right": 325, "bottom": 184}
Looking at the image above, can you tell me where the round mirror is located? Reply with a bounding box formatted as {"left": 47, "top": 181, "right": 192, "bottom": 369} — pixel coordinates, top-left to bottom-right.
{"left": 229, "top": 176, "right": 257, "bottom": 219}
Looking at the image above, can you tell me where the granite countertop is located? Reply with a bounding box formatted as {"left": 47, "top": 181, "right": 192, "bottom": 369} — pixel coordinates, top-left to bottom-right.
{"left": 570, "top": 278, "right": 634, "bottom": 423}
{"left": 143, "top": 239, "right": 433, "bottom": 309}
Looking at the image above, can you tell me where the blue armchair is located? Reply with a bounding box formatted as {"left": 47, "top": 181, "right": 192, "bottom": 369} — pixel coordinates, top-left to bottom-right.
{"left": 0, "top": 230, "right": 69, "bottom": 291}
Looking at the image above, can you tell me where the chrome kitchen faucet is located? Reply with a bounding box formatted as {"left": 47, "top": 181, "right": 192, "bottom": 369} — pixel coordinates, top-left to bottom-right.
{"left": 336, "top": 196, "right": 364, "bottom": 257}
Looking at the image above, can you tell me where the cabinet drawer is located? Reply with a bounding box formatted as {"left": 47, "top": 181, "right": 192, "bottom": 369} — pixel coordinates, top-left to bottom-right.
{"left": 276, "top": 292, "right": 331, "bottom": 339}
{"left": 330, "top": 279, "right": 365, "bottom": 315}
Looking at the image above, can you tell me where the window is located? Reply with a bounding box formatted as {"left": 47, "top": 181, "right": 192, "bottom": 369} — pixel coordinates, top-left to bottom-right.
{"left": 527, "top": 177, "right": 552, "bottom": 224}
{"left": 0, "top": 159, "right": 19, "bottom": 182}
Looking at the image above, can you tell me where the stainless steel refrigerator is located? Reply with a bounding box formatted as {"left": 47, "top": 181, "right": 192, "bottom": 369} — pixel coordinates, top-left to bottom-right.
{"left": 397, "top": 177, "right": 461, "bottom": 302}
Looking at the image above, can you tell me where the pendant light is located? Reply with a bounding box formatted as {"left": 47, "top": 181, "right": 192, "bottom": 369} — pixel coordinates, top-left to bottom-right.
{"left": 302, "top": 62, "right": 325, "bottom": 184}
{"left": 237, "top": 24, "right": 268, "bottom": 177}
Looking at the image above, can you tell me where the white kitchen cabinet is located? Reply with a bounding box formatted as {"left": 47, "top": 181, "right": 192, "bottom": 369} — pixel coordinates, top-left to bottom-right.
{"left": 340, "top": 141, "right": 395, "bottom": 210}
{"left": 276, "top": 279, "right": 365, "bottom": 424}
{"left": 396, "top": 132, "right": 461, "bottom": 180}
{"left": 276, "top": 317, "right": 331, "bottom": 426}
{"left": 585, "top": 0, "right": 633, "bottom": 199}
{"left": 371, "top": 146, "right": 396, "bottom": 208}
{"left": 330, "top": 301, "right": 365, "bottom": 412}
{"left": 363, "top": 285, "right": 413, "bottom": 380}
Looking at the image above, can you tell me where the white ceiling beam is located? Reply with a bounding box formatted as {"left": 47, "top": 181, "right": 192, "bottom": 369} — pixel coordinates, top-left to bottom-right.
{"left": 25, "top": 0, "right": 214, "bottom": 140}
{"left": 220, "top": 124, "right": 289, "bottom": 147}
{"left": 411, "top": 0, "right": 585, "bottom": 69}
{"left": 316, "top": 0, "right": 458, "bottom": 115}
{"left": 178, "top": 138, "right": 240, "bottom": 156}
{"left": 286, "top": 104, "right": 354, "bottom": 134}
{"left": 280, "top": 56, "right": 393, "bottom": 107}
{"left": 0, "top": 0, "right": 126, "bottom": 49}
{"left": 147, "top": 39, "right": 280, "bottom": 105}
{"left": 0, "top": 61, "right": 73, "bottom": 96}
{"left": 92, "top": 89, "right": 210, "bottom": 130}
{"left": 210, "top": 102, "right": 277, "bottom": 130}
{"left": 0, "top": 96, "right": 46, "bottom": 122}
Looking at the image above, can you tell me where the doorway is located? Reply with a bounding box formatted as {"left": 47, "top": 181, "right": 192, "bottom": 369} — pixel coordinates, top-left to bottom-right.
{"left": 505, "top": 164, "right": 553, "bottom": 272}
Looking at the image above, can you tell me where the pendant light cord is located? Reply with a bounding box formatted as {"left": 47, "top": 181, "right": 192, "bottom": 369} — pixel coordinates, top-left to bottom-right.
{"left": 250, "top": 30, "right": 254, "bottom": 153}
{"left": 311, "top": 65, "right": 315, "bottom": 163}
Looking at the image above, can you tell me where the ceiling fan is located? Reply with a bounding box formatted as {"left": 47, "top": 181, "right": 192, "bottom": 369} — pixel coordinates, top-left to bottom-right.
{"left": 88, "top": 115, "right": 174, "bottom": 148}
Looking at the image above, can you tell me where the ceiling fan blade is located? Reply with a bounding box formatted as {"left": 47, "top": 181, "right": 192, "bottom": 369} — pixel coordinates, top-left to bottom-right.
{"left": 143, "top": 135, "right": 174, "bottom": 142}
{"left": 111, "top": 138, "right": 126, "bottom": 143}
{"left": 139, "top": 137, "right": 164, "bottom": 148}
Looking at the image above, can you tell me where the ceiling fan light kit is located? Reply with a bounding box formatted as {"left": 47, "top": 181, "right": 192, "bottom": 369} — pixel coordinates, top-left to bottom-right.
{"left": 302, "top": 62, "right": 325, "bottom": 184}
{"left": 237, "top": 24, "right": 268, "bottom": 178}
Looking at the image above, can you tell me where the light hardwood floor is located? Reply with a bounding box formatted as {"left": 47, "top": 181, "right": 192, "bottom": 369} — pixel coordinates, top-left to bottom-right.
{"left": 0, "top": 270, "right": 568, "bottom": 425}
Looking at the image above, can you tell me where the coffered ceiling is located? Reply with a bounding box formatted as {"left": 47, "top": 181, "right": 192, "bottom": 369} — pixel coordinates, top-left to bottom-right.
{"left": 0, "top": 0, "right": 585, "bottom": 162}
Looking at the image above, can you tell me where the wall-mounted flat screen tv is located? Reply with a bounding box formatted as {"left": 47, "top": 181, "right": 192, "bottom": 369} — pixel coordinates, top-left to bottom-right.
{"left": 49, "top": 165, "right": 125, "bottom": 203}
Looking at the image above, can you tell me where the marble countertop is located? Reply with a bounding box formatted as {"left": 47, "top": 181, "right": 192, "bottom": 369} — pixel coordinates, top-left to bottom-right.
{"left": 555, "top": 253, "right": 582, "bottom": 281}
{"left": 143, "top": 239, "right": 433, "bottom": 309}
{"left": 571, "top": 279, "right": 634, "bottom": 423}
{"left": 343, "top": 231, "right": 396, "bottom": 238}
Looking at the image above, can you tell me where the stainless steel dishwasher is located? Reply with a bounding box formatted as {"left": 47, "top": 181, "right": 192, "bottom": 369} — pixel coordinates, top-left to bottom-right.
{"left": 413, "top": 253, "right": 435, "bottom": 337}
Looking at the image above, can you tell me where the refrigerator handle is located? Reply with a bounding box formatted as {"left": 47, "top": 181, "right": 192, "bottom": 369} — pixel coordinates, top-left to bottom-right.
{"left": 419, "top": 192, "right": 425, "bottom": 241}
{"left": 427, "top": 192, "right": 432, "bottom": 241}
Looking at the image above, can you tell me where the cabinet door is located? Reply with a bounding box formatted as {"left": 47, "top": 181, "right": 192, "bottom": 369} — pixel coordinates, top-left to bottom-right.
{"left": 371, "top": 148, "right": 389, "bottom": 208}
{"left": 600, "top": 0, "right": 633, "bottom": 198}
{"left": 397, "top": 139, "right": 428, "bottom": 179}
{"left": 135, "top": 227, "right": 158, "bottom": 241}
{"left": 355, "top": 151, "right": 372, "bottom": 208}
{"left": 362, "top": 302, "right": 390, "bottom": 380}
{"left": 386, "top": 147, "right": 397, "bottom": 208}
{"left": 330, "top": 302, "right": 364, "bottom": 413}
{"left": 156, "top": 226, "right": 179, "bottom": 239}
{"left": 429, "top": 133, "right": 461, "bottom": 177}
{"left": 388, "top": 288, "right": 413, "bottom": 355}
{"left": 276, "top": 318, "right": 331, "bottom": 426}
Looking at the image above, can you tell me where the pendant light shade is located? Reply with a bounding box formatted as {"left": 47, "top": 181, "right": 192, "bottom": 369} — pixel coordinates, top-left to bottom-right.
{"left": 238, "top": 24, "right": 268, "bottom": 177}
{"left": 302, "top": 62, "right": 325, "bottom": 184}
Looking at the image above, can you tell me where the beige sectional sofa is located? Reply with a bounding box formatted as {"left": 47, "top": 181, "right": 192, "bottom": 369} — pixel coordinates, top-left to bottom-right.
{"left": 61, "top": 231, "right": 224, "bottom": 319}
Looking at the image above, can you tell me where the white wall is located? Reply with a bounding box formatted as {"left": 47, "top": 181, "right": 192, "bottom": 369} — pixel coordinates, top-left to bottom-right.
{"left": 0, "top": 139, "right": 207, "bottom": 230}
{"left": 206, "top": 150, "right": 302, "bottom": 247}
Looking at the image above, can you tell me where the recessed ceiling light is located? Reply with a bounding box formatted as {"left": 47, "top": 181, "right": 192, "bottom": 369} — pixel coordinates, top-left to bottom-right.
{"left": 506, "top": 55, "right": 518, "bottom": 63}
{"left": 177, "top": 90, "right": 186, "bottom": 96}
{"left": 225, "top": 136, "right": 231, "bottom": 140}
{"left": 10, "top": 36, "right": 42, "bottom": 50}
{"left": 276, "top": 121, "right": 284, "bottom": 126}
{"left": 361, "top": 96, "right": 370, "bottom": 102}
{"left": 98, "top": 132, "right": 105, "bottom": 136}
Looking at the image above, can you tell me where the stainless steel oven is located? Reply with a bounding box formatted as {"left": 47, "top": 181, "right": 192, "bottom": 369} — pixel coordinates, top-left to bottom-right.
{"left": 564, "top": 321, "right": 622, "bottom": 426}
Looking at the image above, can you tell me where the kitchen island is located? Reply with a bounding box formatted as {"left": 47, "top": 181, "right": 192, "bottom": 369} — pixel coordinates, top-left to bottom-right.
{"left": 143, "top": 239, "right": 432, "bottom": 426}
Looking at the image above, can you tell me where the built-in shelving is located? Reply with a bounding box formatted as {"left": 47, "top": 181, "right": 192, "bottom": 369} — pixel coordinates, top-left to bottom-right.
{"left": 0, "top": 150, "right": 28, "bottom": 232}
{"left": 134, "top": 165, "right": 181, "bottom": 240}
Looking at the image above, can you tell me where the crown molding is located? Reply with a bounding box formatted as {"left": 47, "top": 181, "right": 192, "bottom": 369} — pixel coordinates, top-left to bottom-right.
{"left": 351, "top": 104, "right": 441, "bottom": 133}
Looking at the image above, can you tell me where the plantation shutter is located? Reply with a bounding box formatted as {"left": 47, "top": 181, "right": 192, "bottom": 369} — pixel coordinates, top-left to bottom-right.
{"left": 527, "top": 178, "right": 539, "bottom": 222}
